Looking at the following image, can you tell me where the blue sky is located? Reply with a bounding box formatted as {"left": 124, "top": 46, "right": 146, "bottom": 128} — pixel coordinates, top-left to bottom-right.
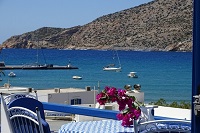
{"left": 0, "top": 0, "right": 153, "bottom": 44}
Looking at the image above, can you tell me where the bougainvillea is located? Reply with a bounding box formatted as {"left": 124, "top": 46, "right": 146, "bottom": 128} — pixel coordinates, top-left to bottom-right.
{"left": 96, "top": 86, "right": 141, "bottom": 127}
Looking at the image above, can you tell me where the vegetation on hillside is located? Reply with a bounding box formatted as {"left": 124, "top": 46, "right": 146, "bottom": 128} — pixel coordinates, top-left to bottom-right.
{"left": 149, "top": 98, "right": 191, "bottom": 109}
{"left": 1, "top": 0, "right": 192, "bottom": 51}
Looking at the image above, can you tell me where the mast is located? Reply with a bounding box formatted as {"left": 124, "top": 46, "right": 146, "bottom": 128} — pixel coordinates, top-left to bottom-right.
{"left": 116, "top": 51, "right": 121, "bottom": 68}
{"left": 36, "top": 41, "right": 39, "bottom": 65}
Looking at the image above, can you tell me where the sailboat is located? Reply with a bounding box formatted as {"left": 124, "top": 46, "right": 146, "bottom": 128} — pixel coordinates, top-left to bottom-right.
{"left": 0, "top": 41, "right": 78, "bottom": 70}
{"left": 103, "top": 50, "right": 122, "bottom": 72}
{"left": 22, "top": 41, "right": 48, "bottom": 69}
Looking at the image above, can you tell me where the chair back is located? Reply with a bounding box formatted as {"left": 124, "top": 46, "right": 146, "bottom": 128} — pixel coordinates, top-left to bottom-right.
{"left": 1, "top": 93, "right": 51, "bottom": 133}
{"left": 8, "top": 97, "right": 45, "bottom": 120}
{"left": 8, "top": 106, "right": 50, "bottom": 133}
{"left": 3, "top": 92, "right": 38, "bottom": 105}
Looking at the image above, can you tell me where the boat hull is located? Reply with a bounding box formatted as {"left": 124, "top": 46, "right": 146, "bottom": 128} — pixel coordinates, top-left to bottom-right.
{"left": 103, "top": 67, "right": 121, "bottom": 72}
{"left": 72, "top": 76, "right": 82, "bottom": 80}
{"left": 127, "top": 72, "right": 138, "bottom": 78}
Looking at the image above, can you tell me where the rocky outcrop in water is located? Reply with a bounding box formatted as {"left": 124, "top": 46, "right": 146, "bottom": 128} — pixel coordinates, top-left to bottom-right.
{"left": 0, "top": 0, "right": 193, "bottom": 51}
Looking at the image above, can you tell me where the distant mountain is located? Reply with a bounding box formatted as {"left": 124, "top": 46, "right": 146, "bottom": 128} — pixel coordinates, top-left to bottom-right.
{"left": 1, "top": 0, "right": 192, "bottom": 51}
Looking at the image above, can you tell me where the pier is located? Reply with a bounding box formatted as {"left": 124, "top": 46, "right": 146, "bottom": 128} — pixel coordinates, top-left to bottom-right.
{"left": 0, "top": 62, "right": 78, "bottom": 70}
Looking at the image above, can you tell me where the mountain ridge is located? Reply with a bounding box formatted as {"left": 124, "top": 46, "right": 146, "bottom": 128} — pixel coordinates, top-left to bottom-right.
{"left": 1, "top": 0, "right": 193, "bottom": 51}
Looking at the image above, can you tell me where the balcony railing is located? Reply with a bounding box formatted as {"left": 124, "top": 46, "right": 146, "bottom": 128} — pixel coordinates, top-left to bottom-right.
{"left": 42, "top": 102, "right": 119, "bottom": 120}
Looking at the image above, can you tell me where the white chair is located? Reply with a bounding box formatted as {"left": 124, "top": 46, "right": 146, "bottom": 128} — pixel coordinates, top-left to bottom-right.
{"left": 134, "top": 106, "right": 191, "bottom": 133}
{"left": 1, "top": 93, "right": 51, "bottom": 133}
{"left": 134, "top": 119, "right": 191, "bottom": 133}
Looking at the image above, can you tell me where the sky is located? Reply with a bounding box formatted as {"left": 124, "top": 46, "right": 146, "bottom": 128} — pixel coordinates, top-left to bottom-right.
{"left": 0, "top": 0, "right": 153, "bottom": 44}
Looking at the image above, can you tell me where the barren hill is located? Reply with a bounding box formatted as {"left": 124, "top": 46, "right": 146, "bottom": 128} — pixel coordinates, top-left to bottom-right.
{"left": 1, "top": 0, "right": 193, "bottom": 51}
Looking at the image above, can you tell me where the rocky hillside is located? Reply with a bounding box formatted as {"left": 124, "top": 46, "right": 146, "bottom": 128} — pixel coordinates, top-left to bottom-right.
{"left": 1, "top": 0, "right": 193, "bottom": 51}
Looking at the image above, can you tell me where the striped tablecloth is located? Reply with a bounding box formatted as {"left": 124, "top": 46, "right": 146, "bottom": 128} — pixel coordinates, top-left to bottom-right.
{"left": 58, "top": 120, "right": 134, "bottom": 133}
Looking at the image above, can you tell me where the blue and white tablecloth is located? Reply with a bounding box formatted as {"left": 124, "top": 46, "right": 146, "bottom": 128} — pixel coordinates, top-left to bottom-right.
{"left": 58, "top": 120, "right": 134, "bottom": 133}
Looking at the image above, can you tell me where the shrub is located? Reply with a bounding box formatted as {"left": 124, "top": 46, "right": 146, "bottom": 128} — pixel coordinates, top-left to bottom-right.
{"left": 149, "top": 98, "right": 191, "bottom": 109}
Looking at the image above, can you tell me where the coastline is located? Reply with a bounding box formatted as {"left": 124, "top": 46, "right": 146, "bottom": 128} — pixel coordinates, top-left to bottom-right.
{"left": 0, "top": 49, "right": 192, "bottom": 103}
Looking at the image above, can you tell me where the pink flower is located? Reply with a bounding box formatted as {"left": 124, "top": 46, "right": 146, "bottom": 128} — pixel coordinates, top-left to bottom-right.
{"left": 121, "top": 113, "right": 134, "bottom": 126}
{"left": 118, "top": 89, "right": 126, "bottom": 97}
{"left": 133, "top": 109, "right": 141, "bottom": 120}
{"left": 107, "top": 87, "right": 117, "bottom": 97}
{"left": 116, "top": 113, "right": 124, "bottom": 120}
{"left": 96, "top": 92, "right": 107, "bottom": 105}
{"left": 118, "top": 104, "right": 126, "bottom": 111}
{"left": 127, "top": 98, "right": 133, "bottom": 108}
{"left": 96, "top": 86, "right": 141, "bottom": 127}
{"left": 104, "top": 86, "right": 110, "bottom": 92}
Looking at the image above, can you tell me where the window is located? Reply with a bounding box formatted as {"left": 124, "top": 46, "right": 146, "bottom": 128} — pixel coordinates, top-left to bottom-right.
{"left": 71, "top": 98, "right": 81, "bottom": 105}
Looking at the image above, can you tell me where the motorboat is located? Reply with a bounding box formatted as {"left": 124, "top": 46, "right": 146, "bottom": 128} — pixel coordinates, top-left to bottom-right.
{"left": 8, "top": 72, "right": 16, "bottom": 77}
{"left": 72, "top": 76, "right": 82, "bottom": 80}
{"left": 127, "top": 72, "right": 138, "bottom": 78}
{"left": 103, "top": 66, "right": 121, "bottom": 72}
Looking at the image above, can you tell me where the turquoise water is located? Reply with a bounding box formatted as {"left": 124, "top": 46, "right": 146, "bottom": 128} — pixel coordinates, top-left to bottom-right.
{"left": 0, "top": 49, "right": 192, "bottom": 103}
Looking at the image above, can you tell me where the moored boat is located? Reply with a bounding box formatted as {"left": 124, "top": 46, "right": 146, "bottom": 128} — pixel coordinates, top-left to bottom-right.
{"left": 72, "top": 76, "right": 82, "bottom": 80}
{"left": 127, "top": 72, "right": 138, "bottom": 78}
{"left": 8, "top": 72, "right": 16, "bottom": 77}
{"left": 103, "top": 66, "right": 121, "bottom": 72}
{"left": 103, "top": 50, "right": 122, "bottom": 72}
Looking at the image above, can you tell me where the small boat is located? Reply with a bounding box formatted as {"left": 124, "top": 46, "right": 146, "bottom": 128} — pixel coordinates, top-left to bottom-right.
{"left": 127, "top": 72, "right": 138, "bottom": 78}
{"left": 103, "top": 50, "right": 122, "bottom": 72}
{"left": 103, "top": 66, "right": 121, "bottom": 72}
{"left": 72, "top": 76, "right": 82, "bottom": 80}
{"left": 8, "top": 72, "right": 16, "bottom": 77}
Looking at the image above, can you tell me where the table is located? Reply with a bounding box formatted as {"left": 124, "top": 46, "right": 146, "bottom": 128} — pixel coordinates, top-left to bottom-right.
{"left": 58, "top": 120, "right": 134, "bottom": 133}
{"left": 58, "top": 119, "right": 191, "bottom": 133}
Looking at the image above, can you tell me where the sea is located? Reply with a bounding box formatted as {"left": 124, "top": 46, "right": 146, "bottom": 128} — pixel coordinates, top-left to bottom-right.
{"left": 0, "top": 49, "right": 192, "bottom": 103}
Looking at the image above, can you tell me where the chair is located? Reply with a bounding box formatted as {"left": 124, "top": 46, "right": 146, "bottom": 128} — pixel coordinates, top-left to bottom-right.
{"left": 134, "top": 119, "right": 191, "bottom": 133}
{"left": 8, "top": 97, "right": 46, "bottom": 120}
{"left": 8, "top": 106, "right": 50, "bottom": 133}
{"left": 3, "top": 91, "right": 38, "bottom": 105}
{"left": 1, "top": 92, "right": 45, "bottom": 120}
{"left": 134, "top": 106, "right": 191, "bottom": 133}
{"left": 1, "top": 93, "right": 51, "bottom": 133}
